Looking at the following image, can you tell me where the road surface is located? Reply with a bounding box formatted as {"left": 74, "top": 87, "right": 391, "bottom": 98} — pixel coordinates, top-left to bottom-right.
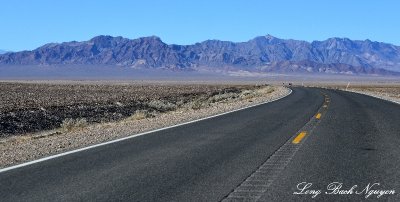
{"left": 0, "top": 87, "right": 399, "bottom": 201}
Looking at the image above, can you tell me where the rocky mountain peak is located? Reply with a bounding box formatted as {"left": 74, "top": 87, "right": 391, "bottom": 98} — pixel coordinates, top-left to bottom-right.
{"left": 0, "top": 35, "right": 399, "bottom": 75}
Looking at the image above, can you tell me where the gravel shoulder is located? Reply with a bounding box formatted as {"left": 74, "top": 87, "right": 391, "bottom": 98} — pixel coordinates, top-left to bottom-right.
{"left": 312, "top": 83, "right": 400, "bottom": 105}
{"left": 344, "top": 87, "right": 400, "bottom": 104}
{"left": 0, "top": 85, "right": 290, "bottom": 168}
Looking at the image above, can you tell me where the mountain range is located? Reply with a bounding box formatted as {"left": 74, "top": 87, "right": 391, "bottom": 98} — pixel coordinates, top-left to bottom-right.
{"left": 1, "top": 35, "right": 400, "bottom": 75}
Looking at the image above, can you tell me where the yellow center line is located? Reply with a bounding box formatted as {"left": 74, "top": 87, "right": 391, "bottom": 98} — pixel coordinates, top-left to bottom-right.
{"left": 292, "top": 131, "right": 307, "bottom": 144}
{"left": 316, "top": 113, "right": 322, "bottom": 119}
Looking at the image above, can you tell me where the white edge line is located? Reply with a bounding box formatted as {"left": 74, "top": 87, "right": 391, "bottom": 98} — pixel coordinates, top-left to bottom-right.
{"left": 0, "top": 88, "right": 292, "bottom": 173}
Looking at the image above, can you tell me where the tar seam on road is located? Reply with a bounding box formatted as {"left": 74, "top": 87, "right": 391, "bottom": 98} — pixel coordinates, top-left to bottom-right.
{"left": 222, "top": 91, "right": 330, "bottom": 202}
{"left": 0, "top": 88, "right": 292, "bottom": 173}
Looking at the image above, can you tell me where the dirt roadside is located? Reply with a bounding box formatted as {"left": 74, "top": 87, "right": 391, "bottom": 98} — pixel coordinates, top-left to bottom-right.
{"left": 0, "top": 85, "right": 290, "bottom": 168}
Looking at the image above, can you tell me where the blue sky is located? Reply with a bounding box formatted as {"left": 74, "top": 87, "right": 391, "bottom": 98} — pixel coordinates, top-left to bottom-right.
{"left": 1, "top": 0, "right": 399, "bottom": 51}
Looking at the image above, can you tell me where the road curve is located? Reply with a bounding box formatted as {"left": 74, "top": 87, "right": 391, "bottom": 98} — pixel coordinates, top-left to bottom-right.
{"left": 0, "top": 87, "right": 399, "bottom": 201}
{"left": 0, "top": 87, "right": 321, "bottom": 201}
{"left": 259, "top": 89, "right": 400, "bottom": 201}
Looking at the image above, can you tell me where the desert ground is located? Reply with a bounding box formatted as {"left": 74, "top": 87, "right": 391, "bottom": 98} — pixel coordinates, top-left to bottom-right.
{"left": 309, "top": 82, "right": 400, "bottom": 104}
{"left": 1, "top": 79, "right": 398, "bottom": 168}
{"left": 0, "top": 81, "right": 289, "bottom": 167}
{"left": 0, "top": 81, "right": 272, "bottom": 137}
{"left": 344, "top": 85, "right": 400, "bottom": 103}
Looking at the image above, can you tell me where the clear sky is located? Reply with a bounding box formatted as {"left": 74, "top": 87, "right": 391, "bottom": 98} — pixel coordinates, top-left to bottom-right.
{"left": 1, "top": 0, "right": 399, "bottom": 51}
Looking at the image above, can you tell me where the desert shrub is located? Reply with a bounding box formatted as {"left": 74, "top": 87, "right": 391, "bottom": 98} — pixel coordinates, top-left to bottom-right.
{"left": 148, "top": 100, "right": 177, "bottom": 111}
{"left": 259, "top": 86, "right": 275, "bottom": 94}
{"left": 60, "top": 118, "right": 88, "bottom": 131}
{"left": 208, "top": 92, "right": 237, "bottom": 103}
{"left": 189, "top": 99, "right": 204, "bottom": 110}
{"left": 176, "top": 99, "right": 186, "bottom": 107}
{"left": 127, "top": 110, "right": 154, "bottom": 120}
{"left": 240, "top": 90, "right": 257, "bottom": 99}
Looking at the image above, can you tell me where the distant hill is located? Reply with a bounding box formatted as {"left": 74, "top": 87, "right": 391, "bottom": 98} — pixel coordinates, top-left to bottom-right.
{"left": 1, "top": 35, "right": 400, "bottom": 75}
{"left": 0, "top": 50, "right": 9, "bottom": 54}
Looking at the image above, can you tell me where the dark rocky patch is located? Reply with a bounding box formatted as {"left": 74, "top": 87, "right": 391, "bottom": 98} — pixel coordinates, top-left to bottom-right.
{"left": 0, "top": 83, "right": 255, "bottom": 137}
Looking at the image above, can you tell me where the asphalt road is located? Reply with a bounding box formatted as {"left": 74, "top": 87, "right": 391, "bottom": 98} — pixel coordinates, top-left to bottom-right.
{"left": 0, "top": 87, "right": 399, "bottom": 201}
{"left": 259, "top": 89, "right": 400, "bottom": 202}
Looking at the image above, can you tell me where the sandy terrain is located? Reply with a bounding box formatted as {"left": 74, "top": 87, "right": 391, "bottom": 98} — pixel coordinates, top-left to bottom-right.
{"left": 316, "top": 83, "right": 400, "bottom": 104}
{"left": 345, "top": 86, "right": 400, "bottom": 104}
{"left": 300, "top": 81, "right": 400, "bottom": 104}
